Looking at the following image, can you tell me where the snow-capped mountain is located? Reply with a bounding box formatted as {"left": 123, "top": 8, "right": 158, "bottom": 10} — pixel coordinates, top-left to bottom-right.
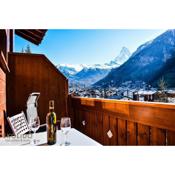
{"left": 105, "top": 47, "right": 131, "bottom": 67}
{"left": 56, "top": 64, "right": 85, "bottom": 78}
{"left": 57, "top": 64, "right": 77, "bottom": 78}
{"left": 57, "top": 47, "right": 131, "bottom": 86}
{"left": 71, "top": 67, "right": 110, "bottom": 86}
{"left": 95, "top": 29, "right": 175, "bottom": 88}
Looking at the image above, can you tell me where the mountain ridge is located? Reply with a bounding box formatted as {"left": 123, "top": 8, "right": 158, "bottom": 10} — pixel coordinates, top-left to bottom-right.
{"left": 57, "top": 47, "right": 131, "bottom": 86}
{"left": 94, "top": 30, "right": 175, "bottom": 88}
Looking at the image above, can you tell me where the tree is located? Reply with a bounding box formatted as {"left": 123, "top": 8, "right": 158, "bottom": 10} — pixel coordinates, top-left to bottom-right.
{"left": 102, "top": 88, "right": 108, "bottom": 98}
{"left": 158, "top": 77, "right": 167, "bottom": 91}
{"left": 157, "top": 77, "right": 168, "bottom": 102}
{"left": 25, "top": 44, "right": 31, "bottom": 53}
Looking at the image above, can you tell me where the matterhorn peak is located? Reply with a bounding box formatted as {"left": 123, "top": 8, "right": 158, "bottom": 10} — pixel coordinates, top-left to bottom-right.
{"left": 118, "top": 46, "right": 131, "bottom": 58}
{"left": 114, "top": 46, "right": 131, "bottom": 65}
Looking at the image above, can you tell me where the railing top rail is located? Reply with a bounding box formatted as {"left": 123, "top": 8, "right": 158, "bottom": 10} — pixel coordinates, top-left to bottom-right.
{"left": 70, "top": 95, "right": 175, "bottom": 131}
{"left": 70, "top": 95, "right": 175, "bottom": 109}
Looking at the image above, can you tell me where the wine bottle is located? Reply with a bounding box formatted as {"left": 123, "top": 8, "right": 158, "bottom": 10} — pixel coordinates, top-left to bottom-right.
{"left": 46, "top": 100, "right": 57, "bottom": 145}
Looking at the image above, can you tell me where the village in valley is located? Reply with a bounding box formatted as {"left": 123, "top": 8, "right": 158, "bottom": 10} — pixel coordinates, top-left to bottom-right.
{"left": 69, "top": 79, "right": 175, "bottom": 103}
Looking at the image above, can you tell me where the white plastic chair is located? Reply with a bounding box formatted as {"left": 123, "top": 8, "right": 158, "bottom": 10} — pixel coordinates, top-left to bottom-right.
{"left": 7, "top": 111, "right": 30, "bottom": 136}
{"left": 26, "top": 92, "right": 40, "bottom": 123}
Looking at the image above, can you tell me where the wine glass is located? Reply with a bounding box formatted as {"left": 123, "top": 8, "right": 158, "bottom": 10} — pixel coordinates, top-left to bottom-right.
{"left": 29, "top": 116, "right": 40, "bottom": 145}
{"left": 60, "top": 117, "right": 71, "bottom": 146}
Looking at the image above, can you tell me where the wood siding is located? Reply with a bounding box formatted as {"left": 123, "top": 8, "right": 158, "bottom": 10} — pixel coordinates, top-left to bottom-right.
{"left": 0, "top": 67, "right": 6, "bottom": 137}
{"left": 69, "top": 96, "right": 175, "bottom": 145}
{"left": 0, "top": 29, "right": 12, "bottom": 137}
{"left": 7, "top": 53, "right": 68, "bottom": 132}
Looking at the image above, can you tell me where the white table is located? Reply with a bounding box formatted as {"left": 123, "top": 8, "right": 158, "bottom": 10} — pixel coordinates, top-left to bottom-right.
{"left": 0, "top": 128, "right": 101, "bottom": 146}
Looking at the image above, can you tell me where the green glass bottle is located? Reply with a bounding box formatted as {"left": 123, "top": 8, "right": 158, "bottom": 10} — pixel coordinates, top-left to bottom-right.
{"left": 46, "top": 100, "right": 57, "bottom": 145}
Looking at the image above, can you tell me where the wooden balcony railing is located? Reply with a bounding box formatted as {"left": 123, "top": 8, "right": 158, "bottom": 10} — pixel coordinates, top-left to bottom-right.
{"left": 68, "top": 95, "right": 175, "bottom": 145}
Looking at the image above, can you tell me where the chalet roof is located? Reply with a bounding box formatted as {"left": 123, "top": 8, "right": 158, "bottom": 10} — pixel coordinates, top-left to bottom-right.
{"left": 15, "top": 29, "right": 47, "bottom": 45}
{"left": 137, "top": 90, "right": 157, "bottom": 95}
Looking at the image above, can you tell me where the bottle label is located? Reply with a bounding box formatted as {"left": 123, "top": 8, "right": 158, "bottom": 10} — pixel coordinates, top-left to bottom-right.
{"left": 47, "top": 112, "right": 57, "bottom": 144}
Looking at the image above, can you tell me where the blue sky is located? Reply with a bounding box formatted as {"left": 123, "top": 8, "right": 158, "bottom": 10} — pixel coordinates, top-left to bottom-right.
{"left": 15, "top": 29, "right": 166, "bottom": 65}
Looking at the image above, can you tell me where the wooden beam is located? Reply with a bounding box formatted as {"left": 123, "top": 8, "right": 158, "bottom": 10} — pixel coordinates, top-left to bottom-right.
{"left": 20, "top": 30, "right": 44, "bottom": 40}
{"left": 15, "top": 29, "right": 47, "bottom": 45}
{"left": 10, "top": 30, "right": 14, "bottom": 52}
{"left": 15, "top": 30, "right": 39, "bottom": 45}
{"left": 31, "top": 29, "right": 47, "bottom": 35}
{"left": 30, "top": 29, "right": 47, "bottom": 36}
{"left": 0, "top": 51, "right": 10, "bottom": 73}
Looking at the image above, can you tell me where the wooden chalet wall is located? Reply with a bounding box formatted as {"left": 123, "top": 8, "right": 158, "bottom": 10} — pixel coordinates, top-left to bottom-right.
{"left": 7, "top": 53, "right": 68, "bottom": 127}
{"left": 0, "top": 63, "right": 6, "bottom": 137}
{"left": 0, "top": 30, "right": 12, "bottom": 137}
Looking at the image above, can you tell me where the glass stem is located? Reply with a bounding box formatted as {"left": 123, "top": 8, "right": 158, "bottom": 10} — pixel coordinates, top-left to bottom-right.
{"left": 65, "top": 134, "right": 67, "bottom": 144}
{"left": 33, "top": 131, "right": 36, "bottom": 144}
